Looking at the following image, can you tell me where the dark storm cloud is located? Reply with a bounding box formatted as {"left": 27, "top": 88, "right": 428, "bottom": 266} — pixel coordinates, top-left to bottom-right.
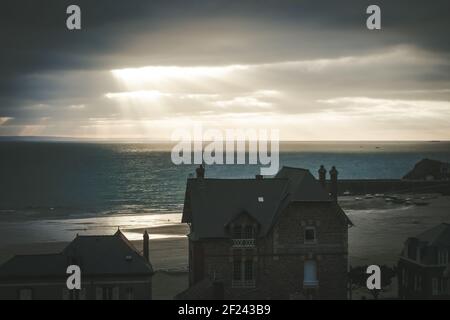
{"left": 0, "top": 0, "right": 449, "bottom": 138}
{"left": 2, "top": 0, "right": 449, "bottom": 74}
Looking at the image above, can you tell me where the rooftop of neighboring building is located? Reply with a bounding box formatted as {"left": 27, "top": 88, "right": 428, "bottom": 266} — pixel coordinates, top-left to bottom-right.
{"left": 0, "top": 230, "right": 153, "bottom": 280}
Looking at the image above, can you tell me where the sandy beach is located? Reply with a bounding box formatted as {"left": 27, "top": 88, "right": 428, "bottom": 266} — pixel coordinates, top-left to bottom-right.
{"left": 1, "top": 194, "right": 449, "bottom": 299}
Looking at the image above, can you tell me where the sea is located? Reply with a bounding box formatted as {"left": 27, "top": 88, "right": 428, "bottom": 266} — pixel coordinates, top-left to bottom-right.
{"left": 0, "top": 141, "right": 450, "bottom": 249}
{"left": 1, "top": 140, "right": 450, "bottom": 219}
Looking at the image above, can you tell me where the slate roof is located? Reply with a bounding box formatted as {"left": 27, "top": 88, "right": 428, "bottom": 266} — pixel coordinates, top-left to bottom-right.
{"left": 183, "top": 178, "right": 289, "bottom": 239}
{"left": 414, "top": 223, "right": 450, "bottom": 247}
{"left": 182, "top": 166, "right": 350, "bottom": 240}
{"left": 63, "top": 231, "right": 153, "bottom": 276}
{"left": 0, "top": 254, "right": 67, "bottom": 279}
{"left": 0, "top": 230, "right": 153, "bottom": 279}
{"left": 274, "top": 167, "right": 331, "bottom": 202}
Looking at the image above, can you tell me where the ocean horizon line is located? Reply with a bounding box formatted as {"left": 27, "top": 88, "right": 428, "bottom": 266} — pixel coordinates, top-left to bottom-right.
{"left": 0, "top": 136, "right": 448, "bottom": 144}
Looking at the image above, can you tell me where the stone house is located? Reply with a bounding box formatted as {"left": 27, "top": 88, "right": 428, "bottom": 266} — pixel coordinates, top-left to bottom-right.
{"left": 398, "top": 223, "right": 450, "bottom": 299}
{"left": 178, "top": 165, "right": 352, "bottom": 300}
{"left": 0, "top": 230, "right": 153, "bottom": 300}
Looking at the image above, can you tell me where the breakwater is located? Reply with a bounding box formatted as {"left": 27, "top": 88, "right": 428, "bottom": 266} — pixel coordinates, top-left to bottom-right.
{"left": 329, "top": 180, "right": 450, "bottom": 196}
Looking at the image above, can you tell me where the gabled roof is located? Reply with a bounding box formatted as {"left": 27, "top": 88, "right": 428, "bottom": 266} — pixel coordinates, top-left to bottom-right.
{"left": 0, "top": 230, "right": 153, "bottom": 279}
{"left": 414, "top": 223, "right": 450, "bottom": 247}
{"left": 182, "top": 166, "right": 350, "bottom": 240}
{"left": 183, "top": 178, "right": 289, "bottom": 239}
{"left": 275, "top": 166, "right": 332, "bottom": 202}
{"left": 63, "top": 230, "right": 153, "bottom": 276}
{"left": 224, "top": 210, "right": 261, "bottom": 229}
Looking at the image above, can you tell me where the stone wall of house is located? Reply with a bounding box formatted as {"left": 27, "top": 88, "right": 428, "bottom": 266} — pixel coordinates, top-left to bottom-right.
{"left": 263, "top": 202, "right": 348, "bottom": 299}
{"left": 191, "top": 201, "right": 349, "bottom": 299}
{"left": 398, "top": 258, "right": 449, "bottom": 300}
{"left": 0, "top": 276, "right": 152, "bottom": 300}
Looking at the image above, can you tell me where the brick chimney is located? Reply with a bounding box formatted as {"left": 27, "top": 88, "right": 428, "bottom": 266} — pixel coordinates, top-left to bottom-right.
{"left": 330, "top": 166, "right": 338, "bottom": 202}
{"left": 143, "top": 230, "right": 149, "bottom": 262}
{"left": 196, "top": 164, "right": 205, "bottom": 179}
{"left": 318, "top": 165, "right": 327, "bottom": 188}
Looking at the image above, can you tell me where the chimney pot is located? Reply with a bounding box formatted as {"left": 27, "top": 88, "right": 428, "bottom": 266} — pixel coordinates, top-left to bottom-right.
{"left": 330, "top": 166, "right": 338, "bottom": 202}
{"left": 318, "top": 165, "right": 327, "bottom": 188}
{"left": 196, "top": 164, "right": 205, "bottom": 179}
{"left": 143, "top": 230, "right": 150, "bottom": 262}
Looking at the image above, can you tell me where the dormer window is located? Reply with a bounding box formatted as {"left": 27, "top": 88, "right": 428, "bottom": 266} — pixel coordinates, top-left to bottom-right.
{"left": 232, "top": 225, "right": 254, "bottom": 239}
{"left": 227, "top": 212, "right": 259, "bottom": 248}
{"left": 232, "top": 226, "right": 242, "bottom": 239}
{"left": 231, "top": 225, "right": 256, "bottom": 248}
{"left": 304, "top": 227, "right": 317, "bottom": 244}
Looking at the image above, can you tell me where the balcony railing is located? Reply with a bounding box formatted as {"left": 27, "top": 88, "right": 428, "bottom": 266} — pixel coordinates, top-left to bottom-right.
{"left": 232, "top": 238, "right": 255, "bottom": 248}
{"left": 232, "top": 280, "right": 256, "bottom": 288}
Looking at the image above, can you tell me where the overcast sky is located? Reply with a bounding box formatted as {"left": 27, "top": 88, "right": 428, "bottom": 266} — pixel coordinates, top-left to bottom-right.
{"left": 0, "top": 0, "right": 449, "bottom": 140}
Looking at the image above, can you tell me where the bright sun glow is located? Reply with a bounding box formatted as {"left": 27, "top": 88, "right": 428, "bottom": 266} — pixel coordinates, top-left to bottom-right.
{"left": 111, "top": 64, "right": 248, "bottom": 86}
{"left": 105, "top": 90, "right": 168, "bottom": 100}
{"left": 100, "top": 54, "right": 450, "bottom": 141}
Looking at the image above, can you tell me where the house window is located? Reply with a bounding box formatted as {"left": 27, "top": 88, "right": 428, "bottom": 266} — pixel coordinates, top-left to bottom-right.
{"left": 438, "top": 250, "right": 449, "bottom": 265}
{"left": 414, "top": 275, "right": 422, "bottom": 291}
{"left": 102, "top": 287, "right": 113, "bottom": 300}
{"left": 126, "top": 288, "right": 134, "bottom": 300}
{"left": 96, "top": 286, "right": 119, "bottom": 300}
{"left": 233, "top": 259, "right": 242, "bottom": 281}
{"left": 434, "top": 278, "right": 445, "bottom": 295}
{"left": 432, "top": 278, "right": 439, "bottom": 296}
{"left": 244, "top": 260, "right": 254, "bottom": 282}
{"left": 403, "top": 269, "right": 408, "bottom": 288}
{"left": 304, "top": 227, "right": 316, "bottom": 244}
{"left": 402, "top": 269, "right": 406, "bottom": 287}
{"left": 304, "top": 260, "right": 318, "bottom": 287}
{"left": 232, "top": 258, "right": 255, "bottom": 287}
{"left": 232, "top": 225, "right": 255, "bottom": 239}
{"left": 18, "top": 288, "right": 33, "bottom": 300}
{"left": 69, "top": 290, "right": 81, "bottom": 300}
{"left": 243, "top": 226, "right": 254, "bottom": 239}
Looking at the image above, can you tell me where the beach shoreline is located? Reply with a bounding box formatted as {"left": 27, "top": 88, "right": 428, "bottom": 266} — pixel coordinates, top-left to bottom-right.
{"left": 1, "top": 194, "right": 449, "bottom": 299}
